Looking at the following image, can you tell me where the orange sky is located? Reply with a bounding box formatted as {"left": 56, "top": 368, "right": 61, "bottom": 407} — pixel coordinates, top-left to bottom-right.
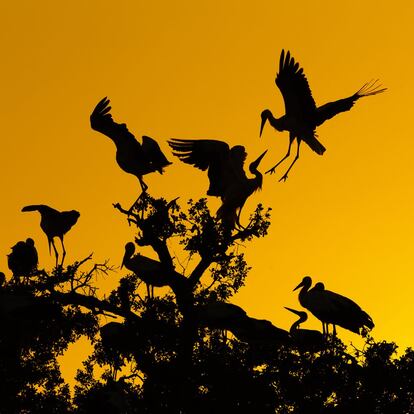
{"left": 1, "top": 1, "right": 413, "bottom": 382}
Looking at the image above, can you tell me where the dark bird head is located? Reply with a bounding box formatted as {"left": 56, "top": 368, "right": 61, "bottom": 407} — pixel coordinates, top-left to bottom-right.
{"left": 26, "top": 238, "right": 35, "bottom": 247}
{"left": 313, "top": 282, "right": 325, "bottom": 290}
{"left": 121, "top": 242, "right": 136, "bottom": 269}
{"left": 249, "top": 150, "right": 267, "bottom": 174}
{"left": 260, "top": 109, "right": 273, "bottom": 136}
{"left": 293, "top": 276, "right": 312, "bottom": 291}
{"left": 284, "top": 307, "right": 308, "bottom": 324}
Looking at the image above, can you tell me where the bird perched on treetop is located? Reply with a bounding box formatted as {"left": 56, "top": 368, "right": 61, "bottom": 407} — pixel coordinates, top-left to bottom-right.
{"left": 90, "top": 97, "right": 172, "bottom": 210}
{"left": 168, "top": 139, "right": 267, "bottom": 229}
{"left": 7, "top": 238, "right": 38, "bottom": 282}
{"left": 294, "top": 276, "right": 374, "bottom": 336}
{"left": 284, "top": 307, "right": 324, "bottom": 351}
{"left": 21, "top": 205, "right": 80, "bottom": 267}
{"left": 121, "top": 242, "right": 182, "bottom": 298}
{"left": 260, "top": 49, "right": 386, "bottom": 181}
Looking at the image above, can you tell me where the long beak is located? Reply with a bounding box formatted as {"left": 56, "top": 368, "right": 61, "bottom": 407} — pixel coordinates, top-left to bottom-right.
{"left": 259, "top": 115, "right": 267, "bottom": 137}
{"left": 121, "top": 252, "right": 127, "bottom": 269}
{"left": 249, "top": 149, "right": 268, "bottom": 172}
{"left": 293, "top": 281, "right": 304, "bottom": 292}
{"left": 284, "top": 307, "right": 302, "bottom": 316}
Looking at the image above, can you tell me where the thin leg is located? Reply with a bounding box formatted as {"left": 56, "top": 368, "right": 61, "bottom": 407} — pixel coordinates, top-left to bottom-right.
{"left": 60, "top": 237, "right": 66, "bottom": 267}
{"left": 279, "top": 140, "right": 301, "bottom": 182}
{"left": 128, "top": 178, "right": 148, "bottom": 213}
{"left": 51, "top": 239, "right": 59, "bottom": 268}
{"left": 333, "top": 324, "right": 337, "bottom": 337}
{"left": 266, "top": 135, "right": 294, "bottom": 175}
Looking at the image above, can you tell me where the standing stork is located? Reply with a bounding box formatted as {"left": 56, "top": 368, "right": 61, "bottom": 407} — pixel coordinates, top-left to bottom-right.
{"left": 168, "top": 139, "right": 267, "bottom": 229}
{"left": 260, "top": 50, "right": 386, "bottom": 181}
{"left": 293, "top": 276, "right": 374, "bottom": 336}
{"left": 90, "top": 98, "right": 172, "bottom": 210}
{"left": 121, "top": 242, "right": 182, "bottom": 298}
{"left": 284, "top": 307, "right": 324, "bottom": 351}
{"left": 21, "top": 205, "right": 80, "bottom": 267}
{"left": 7, "top": 238, "right": 38, "bottom": 283}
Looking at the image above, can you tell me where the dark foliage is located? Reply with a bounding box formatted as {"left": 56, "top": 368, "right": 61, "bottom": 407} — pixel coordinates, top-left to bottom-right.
{"left": 1, "top": 195, "right": 412, "bottom": 413}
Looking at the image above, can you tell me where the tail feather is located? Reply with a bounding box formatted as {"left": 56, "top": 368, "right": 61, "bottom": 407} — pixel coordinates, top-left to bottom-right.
{"left": 355, "top": 79, "right": 387, "bottom": 98}
{"left": 306, "top": 135, "right": 326, "bottom": 155}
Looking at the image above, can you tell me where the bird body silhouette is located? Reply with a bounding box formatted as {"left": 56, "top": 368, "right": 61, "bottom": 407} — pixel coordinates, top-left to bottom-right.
{"left": 260, "top": 49, "right": 386, "bottom": 181}
{"left": 90, "top": 98, "right": 172, "bottom": 208}
{"left": 121, "top": 242, "right": 181, "bottom": 298}
{"left": 168, "top": 139, "right": 267, "bottom": 228}
{"left": 285, "top": 307, "right": 324, "bottom": 351}
{"left": 21, "top": 205, "right": 80, "bottom": 266}
{"left": 196, "top": 302, "right": 247, "bottom": 330}
{"left": 7, "top": 238, "right": 38, "bottom": 281}
{"left": 294, "top": 276, "right": 374, "bottom": 336}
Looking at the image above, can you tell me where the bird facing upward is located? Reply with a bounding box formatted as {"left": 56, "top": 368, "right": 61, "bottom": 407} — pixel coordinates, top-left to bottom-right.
{"left": 168, "top": 139, "right": 267, "bottom": 229}
{"left": 7, "top": 238, "right": 38, "bottom": 281}
{"left": 90, "top": 97, "right": 172, "bottom": 210}
{"left": 21, "top": 205, "right": 80, "bottom": 267}
{"left": 294, "top": 276, "right": 374, "bottom": 336}
{"left": 260, "top": 49, "right": 386, "bottom": 182}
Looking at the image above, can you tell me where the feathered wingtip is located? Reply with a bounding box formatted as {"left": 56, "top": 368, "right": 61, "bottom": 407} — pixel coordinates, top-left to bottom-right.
{"left": 356, "top": 79, "right": 387, "bottom": 98}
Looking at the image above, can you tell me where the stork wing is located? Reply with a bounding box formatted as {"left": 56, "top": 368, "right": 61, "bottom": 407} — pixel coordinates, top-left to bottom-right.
{"left": 141, "top": 136, "right": 172, "bottom": 172}
{"left": 168, "top": 139, "right": 241, "bottom": 196}
{"left": 315, "top": 97, "right": 358, "bottom": 126}
{"left": 276, "top": 50, "right": 317, "bottom": 118}
{"left": 90, "top": 97, "right": 136, "bottom": 142}
{"left": 168, "top": 139, "right": 230, "bottom": 170}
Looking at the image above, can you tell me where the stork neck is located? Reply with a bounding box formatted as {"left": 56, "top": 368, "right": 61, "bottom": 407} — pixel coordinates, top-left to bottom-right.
{"left": 290, "top": 319, "right": 301, "bottom": 333}
{"left": 268, "top": 114, "right": 285, "bottom": 132}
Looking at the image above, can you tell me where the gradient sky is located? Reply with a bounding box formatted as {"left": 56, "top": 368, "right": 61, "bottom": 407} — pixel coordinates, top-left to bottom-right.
{"left": 1, "top": 1, "right": 412, "bottom": 382}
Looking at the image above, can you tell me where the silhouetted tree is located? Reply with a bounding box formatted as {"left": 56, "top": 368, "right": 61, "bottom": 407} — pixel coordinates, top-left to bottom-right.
{"left": 1, "top": 194, "right": 413, "bottom": 413}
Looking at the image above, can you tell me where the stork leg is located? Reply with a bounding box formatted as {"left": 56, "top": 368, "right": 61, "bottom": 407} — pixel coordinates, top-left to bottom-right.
{"left": 265, "top": 134, "right": 294, "bottom": 175}
{"left": 279, "top": 140, "right": 301, "bottom": 182}
{"left": 50, "top": 238, "right": 59, "bottom": 268}
{"left": 128, "top": 178, "right": 148, "bottom": 213}
{"left": 60, "top": 237, "right": 66, "bottom": 267}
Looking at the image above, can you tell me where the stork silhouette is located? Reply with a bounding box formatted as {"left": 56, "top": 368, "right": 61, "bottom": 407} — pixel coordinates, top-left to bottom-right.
{"left": 7, "top": 238, "right": 38, "bottom": 283}
{"left": 121, "top": 242, "right": 181, "bottom": 298}
{"left": 168, "top": 139, "right": 267, "bottom": 229}
{"left": 284, "top": 307, "right": 324, "bottom": 351}
{"left": 294, "top": 276, "right": 374, "bottom": 336}
{"left": 260, "top": 49, "right": 386, "bottom": 181}
{"left": 21, "top": 205, "right": 80, "bottom": 267}
{"left": 90, "top": 98, "right": 172, "bottom": 210}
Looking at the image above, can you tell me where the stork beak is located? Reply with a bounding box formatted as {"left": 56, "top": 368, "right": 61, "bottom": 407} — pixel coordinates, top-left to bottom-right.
{"left": 259, "top": 113, "right": 267, "bottom": 137}
{"left": 249, "top": 149, "right": 268, "bottom": 173}
{"left": 121, "top": 252, "right": 127, "bottom": 269}
{"left": 293, "top": 280, "right": 304, "bottom": 292}
{"left": 284, "top": 307, "right": 302, "bottom": 316}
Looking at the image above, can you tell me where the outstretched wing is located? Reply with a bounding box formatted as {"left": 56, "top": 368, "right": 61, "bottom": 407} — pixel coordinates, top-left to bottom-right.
{"left": 90, "top": 97, "right": 136, "bottom": 142}
{"left": 168, "top": 139, "right": 238, "bottom": 196}
{"left": 315, "top": 80, "right": 387, "bottom": 126}
{"left": 141, "top": 136, "right": 172, "bottom": 172}
{"left": 276, "top": 50, "right": 317, "bottom": 119}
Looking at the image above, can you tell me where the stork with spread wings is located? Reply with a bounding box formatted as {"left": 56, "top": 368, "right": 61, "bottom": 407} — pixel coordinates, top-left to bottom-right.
{"left": 168, "top": 139, "right": 267, "bottom": 229}
{"left": 260, "top": 50, "right": 386, "bottom": 182}
{"left": 90, "top": 97, "right": 172, "bottom": 210}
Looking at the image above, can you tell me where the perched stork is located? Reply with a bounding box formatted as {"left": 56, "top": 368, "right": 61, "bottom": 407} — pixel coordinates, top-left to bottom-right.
{"left": 284, "top": 307, "right": 324, "bottom": 351}
{"left": 294, "top": 276, "right": 374, "bottom": 336}
{"left": 90, "top": 98, "right": 172, "bottom": 210}
{"left": 22, "top": 205, "right": 80, "bottom": 266}
{"left": 121, "top": 242, "right": 182, "bottom": 298}
{"left": 260, "top": 50, "right": 386, "bottom": 181}
{"left": 168, "top": 139, "right": 267, "bottom": 229}
{"left": 7, "top": 238, "right": 38, "bottom": 282}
